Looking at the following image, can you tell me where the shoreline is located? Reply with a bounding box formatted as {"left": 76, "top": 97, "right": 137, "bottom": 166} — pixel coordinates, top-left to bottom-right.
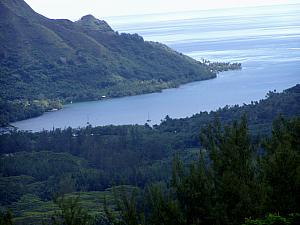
{"left": 4, "top": 64, "right": 242, "bottom": 130}
{"left": 5, "top": 75, "right": 217, "bottom": 129}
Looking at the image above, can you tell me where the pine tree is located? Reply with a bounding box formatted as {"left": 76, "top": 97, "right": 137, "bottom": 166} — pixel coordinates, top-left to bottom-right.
{"left": 262, "top": 117, "right": 300, "bottom": 214}
{"left": 145, "top": 183, "right": 183, "bottom": 225}
{"left": 171, "top": 153, "right": 215, "bottom": 225}
{"left": 200, "top": 117, "right": 263, "bottom": 224}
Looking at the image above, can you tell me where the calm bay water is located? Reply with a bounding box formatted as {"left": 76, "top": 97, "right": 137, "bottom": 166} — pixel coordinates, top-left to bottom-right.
{"left": 12, "top": 4, "right": 300, "bottom": 131}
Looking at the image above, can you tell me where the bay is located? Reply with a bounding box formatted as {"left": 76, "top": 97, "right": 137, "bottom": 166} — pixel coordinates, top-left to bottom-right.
{"left": 12, "top": 4, "right": 300, "bottom": 131}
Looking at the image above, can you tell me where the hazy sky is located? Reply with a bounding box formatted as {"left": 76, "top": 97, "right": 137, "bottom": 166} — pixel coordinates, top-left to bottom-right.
{"left": 24, "top": 0, "right": 299, "bottom": 20}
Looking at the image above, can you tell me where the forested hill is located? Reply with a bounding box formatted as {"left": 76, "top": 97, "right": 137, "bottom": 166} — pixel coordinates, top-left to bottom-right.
{"left": 158, "top": 84, "right": 300, "bottom": 137}
{"left": 0, "top": 0, "right": 240, "bottom": 125}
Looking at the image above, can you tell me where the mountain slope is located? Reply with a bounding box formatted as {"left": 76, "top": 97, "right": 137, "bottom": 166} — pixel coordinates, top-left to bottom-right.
{"left": 0, "top": 0, "right": 240, "bottom": 125}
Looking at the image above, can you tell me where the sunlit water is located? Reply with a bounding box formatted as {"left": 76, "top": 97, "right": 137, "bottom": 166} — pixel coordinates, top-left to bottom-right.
{"left": 12, "top": 4, "right": 300, "bottom": 131}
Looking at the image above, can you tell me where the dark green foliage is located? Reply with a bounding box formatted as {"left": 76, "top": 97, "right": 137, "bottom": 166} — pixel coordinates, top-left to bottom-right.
{"left": 0, "top": 124, "right": 176, "bottom": 196}
{"left": 106, "top": 184, "right": 183, "bottom": 225}
{"left": 145, "top": 184, "right": 182, "bottom": 225}
{"left": 158, "top": 84, "right": 300, "bottom": 138}
{"left": 0, "top": 151, "right": 104, "bottom": 204}
{"left": 0, "top": 175, "right": 36, "bottom": 205}
{"left": 50, "top": 196, "right": 93, "bottom": 225}
{"left": 103, "top": 185, "right": 145, "bottom": 225}
{"left": 107, "top": 117, "right": 299, "bottom": 225}
{"left": 0, "top": 151, "right": 88, "bottom": 180}
{"left": 171, "top": 154, "right": 215, "bottom": 224}
{"left": 262, "top": 117, "right": 300, "bottom": 214}
{"left": 0, "top": 99, "right": 63, "bottom": 126}
{"left": 0, "top": 210, "right": 13, "bottom": 225}
{"left": 200, "top": 117, "right": 263, "bottom": 224}
{"left": 110, "top": 188, "right": 143, "bottom": 225}
{"left": 153, "top": 118, "right": 263, "bottom": 225}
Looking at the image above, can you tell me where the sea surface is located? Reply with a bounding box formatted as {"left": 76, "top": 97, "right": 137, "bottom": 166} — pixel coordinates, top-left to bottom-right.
{"left": 12, "top": 4, "right": 300, "bottom": 131}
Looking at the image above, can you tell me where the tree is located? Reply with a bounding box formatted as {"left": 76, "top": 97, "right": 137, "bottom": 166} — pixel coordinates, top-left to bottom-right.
{"left": 0, "top": 210, "right": 13, "bottom": 225}
{"left": 51, "top": 195, "right": 93, "bottom": 225}
{"left": 105, "top": 187, "right": 143, "bottom": 225}
{"left": 145, "top": 183, "right": 183, "bottom": 225}
{"left": 171, "top": 154, "right": 215, "bottom": 225}
{"left": 200, "top": 117, "right": 263, "bottom": 224}
{"left": 262, "top": 117, "right": 300, "bottom": 214}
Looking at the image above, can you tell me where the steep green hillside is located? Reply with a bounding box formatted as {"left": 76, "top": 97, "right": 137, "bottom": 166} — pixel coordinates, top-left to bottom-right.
{"left": 0, "top": 0, "right": 241, "bottom": 125}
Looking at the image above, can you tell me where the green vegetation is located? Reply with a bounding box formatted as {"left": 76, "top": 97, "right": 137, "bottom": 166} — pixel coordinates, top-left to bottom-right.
{"left": 0, "top": 1, "right": 297, "bottom": 224}
{"left": 243, "top": 213, "right": 300, "bottom": 225}
{"left": 0, "top": 0, "right": 241, "bottom": 126}
{"left": 0, "top": 85, "right": 299, "bottom": 224}
{"left": 0, "top": 187, "right": 136, "bottom": 225}
{"left": 103, "top": 117, "right": 299, "bottom": 225}
{"left": 0, "top": 99, "right": 63, "bottom": 126}
{"left": 0, "top": 210, "right": 13, "bottom": 225}
{"left": 201, "top": 59, "right": 242, "bottom": 72}
{"left": 50, "top": 195, "right": 97, "bottom": 225}
{"left": 158, "top": 85, "right": 300, "bottom": 137}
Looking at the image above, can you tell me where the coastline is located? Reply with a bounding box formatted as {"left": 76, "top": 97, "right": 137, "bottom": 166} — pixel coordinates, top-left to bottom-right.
{"left": 3, "top": 63, "right": 242, "bottom": 130}
{"left": 4, "top": 75, "right": 217, "bottom": 129}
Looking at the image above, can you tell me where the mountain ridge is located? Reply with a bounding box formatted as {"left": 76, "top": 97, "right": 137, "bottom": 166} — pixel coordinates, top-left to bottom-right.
{"left": 0, "top": 0, "right": 241, "bottom": 125}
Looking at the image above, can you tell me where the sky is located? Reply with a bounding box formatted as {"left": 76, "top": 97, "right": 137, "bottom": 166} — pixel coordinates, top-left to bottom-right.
{"left": 24, "top": 0, "right": 300, "bottom": 21}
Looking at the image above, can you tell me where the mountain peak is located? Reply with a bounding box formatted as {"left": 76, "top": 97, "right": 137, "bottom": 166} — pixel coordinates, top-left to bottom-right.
{"left": 80, "top": 14, "right": 97, "bottom": 21}
{"left": 76, "top": 14, "right": 113, "bottom": 32}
